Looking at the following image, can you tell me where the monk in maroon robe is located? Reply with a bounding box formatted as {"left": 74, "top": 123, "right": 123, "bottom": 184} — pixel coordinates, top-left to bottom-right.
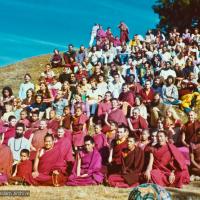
{"left": 181, "top": 111, "right": 200, "bottom": 147}
{"left": 71, "top": 107, "right": 88, "bottom": 148}
{"left": 108, "top": 135, "right": 144, "bottom": 188}
{"left": 108, "top": 125, "right": 128, "bottom": 175}
{"left": 29, "top": 120, "right": 48, "bottom": 160}
{"left": 54, "top": 127, "right": 74, "bottom": 163}
{"left": 104, "top": 99, "right": 127, "bottom": 132}
{"left": 144, "top": 130, "right": 190, "bottom": 188}
{"left": 66, "top": 135, "right": 104, "bottom": 186}
{"left": 61, "top": 106, "right": 71, "bottom": 130}
{"left": 118, "top": 83, "right": 135, "bottom": 116}
{"left": 24, "top": 112, "right": 40, "bottom": 139}
{"left": 93, "top": 124, "right": 109, "bottom": 165}
{"left": 118, "top": 83, "right": 135, "bottom": 106}
{"left": 9, "top": 149, "right": 32, "bottom": 185}
{"left": 27, "top": 134, "right": 69, "bottom": 186}
{"left": 97, "top": 91, "right": 112, "bottom": 120}
{"left": 18, "top": 110, "right": 30, "bottom": 128}
{"left": 128, "top": 108, "right": 148, "bottom": 141}
{"left": 0, "top": 133, "right": 13, "bottom": 185}
{"left": 47, "top": 110, "right": 60, "bottom": 135}
{"left": 139, "top": 80, "right": 154, "bottom": 106}
{"left": 189, "top": 128, "right": 200, "bottom": 177}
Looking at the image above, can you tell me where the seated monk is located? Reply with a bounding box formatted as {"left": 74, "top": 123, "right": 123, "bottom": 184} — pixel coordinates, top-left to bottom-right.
{"left": 108, "top": 125, "right": 128, "bottom": 175}
{"left": 18, "top": 110, "right": 30, "bottom": 128}
{"left": 108, "top": 134, "right": 144, "bottom": 188}
{"left": 71, "top": 107, "right": 88, "bottom": 149}
{"left": 47, "top": 110, "right": 60, "bottom": 135}
{"left": 127, "top": 108, "right": 148, "bottom": 141}
{"left": 24, "top": 111, "right": 40, "bottom": 139}
{"left": 66, "top": 135, "right": 104, "bottom": 186}
{"left": 27, "top": 134, "right": 69, "bottom": 186}
{"left": 60, "top": 106, "right": 71, "bottom": 130}
{"left": 93, "top": 123, "right": 109, "bottom": 165}
{"left": 97, "top": 91, "right": 112, "bottom": 121}
{"left": 137, "top": 129, "right": 150, "bottom": 150}
{"left": 0, "top": 133, "right": 13, "bottom": 185}
{"left": 144, "top": 130, "right": 190, "bottom": 188}
{"left": 104, "top": 98, "right": 127, "bottom": 132}
{"left": 181, "top": 111, "right": 200, "bottom": 147}
{"left": 54, "top": 127, "right": 73, "bottom": 161}
{"left": 118, "top": 83, "right": 135, "bottom": 116}
{"left": 9, "top": 149, "right": 32, "bottom": 185}
{"left": 189, "top": 128, "right": 200, "bottom": 180}
{"left": 180, "top": 111, "right": 200, "bottom": 165}
{"left": 29, "top": 120, "right": 48, "bottom": 160}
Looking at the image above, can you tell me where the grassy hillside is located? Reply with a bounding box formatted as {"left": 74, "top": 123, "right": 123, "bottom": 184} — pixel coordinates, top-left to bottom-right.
{"left": 0, "top": 54, "right": 63, "bottom": 96}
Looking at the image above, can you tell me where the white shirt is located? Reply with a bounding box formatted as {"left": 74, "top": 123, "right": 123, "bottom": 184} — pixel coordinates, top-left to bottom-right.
{"left": 108, "top": 81, "right": 123, "bottom": 98}
{"left": 8, "top": 137, "right": 30, "bottom": 161}
{"left": 18, "top": 82, "right": 34, "bottom": 100}
{"left": 160, "top": 69, "right": 176, "bottom": 80}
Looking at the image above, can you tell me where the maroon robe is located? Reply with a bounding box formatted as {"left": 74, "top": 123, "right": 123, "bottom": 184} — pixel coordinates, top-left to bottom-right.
{"left": 66, "top": 149, "right": 104, "bottom": 186}
{"left": 93, "top": 132, "right": 109, "bottom": 165}
{"left": 47, "top": 118, "right": 60, "bottom": 135}
{"left": 129, "top": 83, "right": 142, "bottom": 95}
{"left": 24, "top": 120, "right": 40, "bottom": 139}
{"left": 54, "top": 136, "right": 74, "bottom": 163}
{"left": 109, "top": 139, "right": 128, "bottom": 174}
{"left": 3, "top": 126, "right": 15, "bottom": 145}
{"left": 181, "top": 120, "right": 200, "bottom": 144}
{"left": 26, "top": 143, "right": 69, "bottom": 186}
{"left": 130, "top": 116, "right": 148, "bottom": 140}
{"left": 97, "top": 101, "right": 112, "bottom": 119}
{"left": 118, "top": 91, "right": 135, "bottom": 106}
{"left": 189, "top": 143, "right": 200, "bottom": 176}
{"left": 72, "top": 114, "right": 88, "bottom": 147}
{"left": 108, "top": 146, "right": 144, "bottom": 188}
{"left": 30, "top": 128, "right": 48, "bottom": 160}
{"left": 18, "top": 118, "right": 30, "bottom": 128}
{"left": 139, "top": 88, "right": 154, "bottom": 105}
{"left": 107, "top": 108, "right": 127, "bottom": 126}
{"left": 0, "top": 144, "right": 13, "bottom": 184}
{"left": 150, "top": 143, "right": 190, "bottom": 188}
{"left": 62, "top": 114, "right": 71, "bottom": 130}
{"left": 9, "top": 160, "right": 32, "bottom": 184}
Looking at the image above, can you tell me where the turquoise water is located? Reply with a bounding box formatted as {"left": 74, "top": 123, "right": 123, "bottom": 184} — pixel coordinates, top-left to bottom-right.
{"left": 0, "top": 0, "right": 158, "bottom": 67}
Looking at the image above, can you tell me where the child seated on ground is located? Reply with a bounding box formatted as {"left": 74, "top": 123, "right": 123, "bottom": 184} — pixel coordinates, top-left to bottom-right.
{"left": 9, "top": 149, "right": 32, "bottom": 185}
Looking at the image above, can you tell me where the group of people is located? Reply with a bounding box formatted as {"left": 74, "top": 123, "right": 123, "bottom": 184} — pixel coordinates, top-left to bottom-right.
{"left": 0, "top": 22, "right": 200, "bottom": 189}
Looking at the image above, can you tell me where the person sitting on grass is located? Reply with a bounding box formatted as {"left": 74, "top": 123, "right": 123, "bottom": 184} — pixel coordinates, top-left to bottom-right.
{"left": 144, "top": 130, "right": 190, "bottom": 188}
{"left": 66, "top": 135, "right": 104, "bottom": 186}
{"left": 108, "top": 134, "right": 144, "bottom": 188}
{"left": 9, "top": 149, "right": 32, "bottom": 185}
{"left": 27, "top": 134, "right": 69, "bottom": 186}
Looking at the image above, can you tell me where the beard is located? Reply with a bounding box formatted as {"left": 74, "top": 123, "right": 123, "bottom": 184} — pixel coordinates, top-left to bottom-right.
{"left": 15, "top": 132, "right": 23, "bottom": 139}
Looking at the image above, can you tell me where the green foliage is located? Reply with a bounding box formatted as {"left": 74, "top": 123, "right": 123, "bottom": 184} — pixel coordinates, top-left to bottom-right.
{"left": 153, "top": 0, "right": 200, "bottom": 32}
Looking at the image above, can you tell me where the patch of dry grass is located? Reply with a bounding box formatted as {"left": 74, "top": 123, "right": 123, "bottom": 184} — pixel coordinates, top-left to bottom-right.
{"left": 0, "top": 54, "right": 63, "bottom": 96}
{"left": 1, "top": 183, "right": 200, "bottom": 200}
